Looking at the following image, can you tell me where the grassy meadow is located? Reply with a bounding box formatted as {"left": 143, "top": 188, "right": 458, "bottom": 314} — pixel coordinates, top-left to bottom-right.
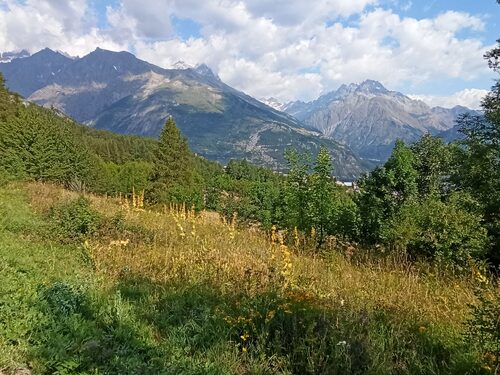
{"left": 0, "top": 181, "right": 497, "bottom": 374}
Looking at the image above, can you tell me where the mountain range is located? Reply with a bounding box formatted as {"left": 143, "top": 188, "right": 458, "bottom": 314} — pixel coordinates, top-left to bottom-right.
{"left": 280, "top": 80, "right": 475, "bottom": 161}
{"left": 0, "top": 48, "right": 365, "bottom": 180}
{"left": 0, "top": 48, "right": 474, "bottom": 177}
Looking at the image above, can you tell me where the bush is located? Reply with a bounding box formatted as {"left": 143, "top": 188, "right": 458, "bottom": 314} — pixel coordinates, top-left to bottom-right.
{"left": 466, "top": 285, "right": 500, "bottom": 372}
{"left": 145, "top": 181, "right": 203, "bottom": 209}
{"left": 38, "top": 281, "right": 86, "bottom": 316}
{"left": 51, "top": 196, "right": 101, "bottom": 241}
{"left": 331, "top": 191, "right": 360, "bottom": 241}
{"left": 383, "top": 195, "right": 488, "bottom": 269}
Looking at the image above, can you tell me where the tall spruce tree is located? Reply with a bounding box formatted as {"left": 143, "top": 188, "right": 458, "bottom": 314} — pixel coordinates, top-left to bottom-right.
{"left": 148, "top": 117, "right": 199, "bottom": 204}
{"left": 151, "top": 117, "right": 194, "bottom": 186}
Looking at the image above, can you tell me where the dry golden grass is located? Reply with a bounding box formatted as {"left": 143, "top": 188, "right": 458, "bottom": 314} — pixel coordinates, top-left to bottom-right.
{"left": 25, "top": 182, "right": 480, "bottom": 329}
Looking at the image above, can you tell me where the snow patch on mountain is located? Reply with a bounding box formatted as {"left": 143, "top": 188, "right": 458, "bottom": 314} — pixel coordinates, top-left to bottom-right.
{"left": 260, "top": 97, "right": 288, "bottom": 111}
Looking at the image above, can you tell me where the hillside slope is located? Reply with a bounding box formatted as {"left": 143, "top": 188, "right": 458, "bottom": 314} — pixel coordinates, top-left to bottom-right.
{"left": 0, "top": 181, "right": 485, "bottom": 374}
{"left": 0, "top": 48, "right": 365, "bottom": 179}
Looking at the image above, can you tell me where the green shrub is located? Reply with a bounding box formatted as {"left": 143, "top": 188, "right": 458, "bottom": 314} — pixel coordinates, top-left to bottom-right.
{"left": 146, "top": 181, "right": 203, "bottom": 209}
{"left": 383, "top": 195, "right": 488, "bottom": 269}
{"left": 50, "top": 196, "right": 101, "bottom": 241}
{"left": 38, "top": 281, "right": 86, "bottom": 316}
{"left": 466, "top": 285, "right": 500, "bottom": 372}
{"left": 331, "top": 191, "right": 361, "bottom": 241}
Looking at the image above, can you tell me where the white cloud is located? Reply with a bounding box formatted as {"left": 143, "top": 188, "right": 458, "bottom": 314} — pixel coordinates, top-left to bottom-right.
{"left": 409, "top": 88, "right": 488, "bottom": 109}
{"left": 0, "top": 0, "right": 493, "bottom": 103}
{"left": 0, "top": 0, "right": 126, "bottom": 56}
{"left": 106, "top": 0, "right": 174, "bottom": 40}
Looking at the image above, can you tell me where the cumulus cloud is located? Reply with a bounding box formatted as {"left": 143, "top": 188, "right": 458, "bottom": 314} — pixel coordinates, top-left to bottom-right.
{"left": 0, "top": 0, "right": 493, "bottom": 104}
{"left": 409, "top": 89, "right": 488, "bottom": 109}
{"left": 106, "top": 0, "right": 175, "bottom": 41}
{"left": 133, "top": 5, "right": 491, "bottom": 102}
{"left": 0, "top": 0, "right": 126, "bottom": 56}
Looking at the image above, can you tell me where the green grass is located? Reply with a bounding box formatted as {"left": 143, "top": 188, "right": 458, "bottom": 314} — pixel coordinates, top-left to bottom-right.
{"left": 0, "top": 183, "right": 488, "bottom": 374}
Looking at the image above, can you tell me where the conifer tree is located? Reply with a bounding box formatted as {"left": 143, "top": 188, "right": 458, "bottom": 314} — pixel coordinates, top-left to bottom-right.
{"left": 148, "top": 117, "right": 200, "bottom": 204}
{"left": 151, "top": 116, "right": 194, "bottom": 187}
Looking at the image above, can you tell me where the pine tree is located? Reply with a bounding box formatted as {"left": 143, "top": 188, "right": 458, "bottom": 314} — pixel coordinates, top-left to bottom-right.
{"left": 148, "top": 117, "right": 200, "bottom": 204}
{"left": 151, "top": 117, "right": 194, "bottom": 186}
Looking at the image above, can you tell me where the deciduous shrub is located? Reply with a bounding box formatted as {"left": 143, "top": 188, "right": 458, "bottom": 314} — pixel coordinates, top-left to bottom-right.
{"left": 383, "top": 194, "right": 488, "bottom": 269}
{"left": 38, "top": 281, "right": 86, "bottom": 316}
{"left": 466, "top": 285, "right": 500, "bottom": 372}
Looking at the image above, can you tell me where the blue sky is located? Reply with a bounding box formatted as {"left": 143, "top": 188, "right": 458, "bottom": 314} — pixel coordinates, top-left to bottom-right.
{"left": 1, "top": 0, "right": 499, "bottom": 108}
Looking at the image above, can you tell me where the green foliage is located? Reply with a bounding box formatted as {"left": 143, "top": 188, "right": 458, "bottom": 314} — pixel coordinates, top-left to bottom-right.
{"left": 0, "top": 169, "right": 12, "bottom": 188}
{"left": 89, "top": 159, "right": 154, "bottom": 194}
{"left": 453, "top": 36, "right": 500, "bottom": 266}
{"left": 358, "top": 140, "right": 418, "bottom": 244}
{"left": 38, "top": 281, "right": 87, "bottom": 317}
{"left": 284, "top": 149, "right": 312, "bottom": 231}
{"left": 0, "top": 73, "right": 21, "bottom": 120}
{"left": 147, "top": 117, "right": 203, "bottom": 206}
{"left": 0, "top": 105, "right": 91, "bottom": 183}
{"left": 150, "top": 117, "right": 194, "bottom": 186}
{"left": 74, "top": 126, "right": 157, "bottom": 163}
{"left": 50, "top": 197, "right": 101, "bottom": 241}
{"left": 226, "top": 159, "right": 277, "bottom": 182}
{"left": 383, "top": 194, "right": 488, "bottom": 269}
{"left": 309, "top": 146, "right": 336, "bottom": 246}
{"left": 331, "top": 190, "right": 361, "bottom": 241}
{"left": 201, "top": 158, "right": 286, "bottom": 227}
{"left": 411, "top": 134, "right": 452, "bottom": 197}
{"left": 467, "top": 285, "right": 500, "bottom": 371}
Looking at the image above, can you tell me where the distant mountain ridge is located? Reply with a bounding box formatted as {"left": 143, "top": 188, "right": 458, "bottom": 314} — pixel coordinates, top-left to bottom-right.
{"left": 260, "top": 97, "right": 288, "bottom": 112}
{"left": 0, "top": 48, "right": 366, "bottom": 180}
{"left": 283, "top": 80, "right": 477, "bottom": 161}
{"left": 0, "top": 49, "right": 31, "bottom": 63}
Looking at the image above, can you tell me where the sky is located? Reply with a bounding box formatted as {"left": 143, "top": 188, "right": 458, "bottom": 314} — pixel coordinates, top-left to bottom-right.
{"left": 0, "top": 0, "right": 499, "bottom": 109}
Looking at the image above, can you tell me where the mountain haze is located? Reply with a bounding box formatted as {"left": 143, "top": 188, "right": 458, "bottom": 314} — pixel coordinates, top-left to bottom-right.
{"left": 0, "top": 48, "right": 365, "bottom": 180}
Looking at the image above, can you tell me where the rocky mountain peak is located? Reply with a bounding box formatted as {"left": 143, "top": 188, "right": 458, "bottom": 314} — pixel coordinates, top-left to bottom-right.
{"left": 194, "top": 63, "right": 220, "bottom": 80}
{"left": 283, "top": 80, "right": 475, "bottom": 162}
{"left": 356, "top": 80, "right": 389, "bottom": 94}
{"left": 31, "top": 48, "right": 68, "bottom": 60}
{"left": 173, "top": 60, "right": 193, "bottom": 70}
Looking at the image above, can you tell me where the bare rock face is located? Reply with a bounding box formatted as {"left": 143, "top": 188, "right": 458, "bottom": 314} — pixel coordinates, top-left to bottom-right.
{"left": 284, "top": 80, "right": 476, "bottom": 162}
{"left": 0, "top": 48, "right": 366, "bottom": 180}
